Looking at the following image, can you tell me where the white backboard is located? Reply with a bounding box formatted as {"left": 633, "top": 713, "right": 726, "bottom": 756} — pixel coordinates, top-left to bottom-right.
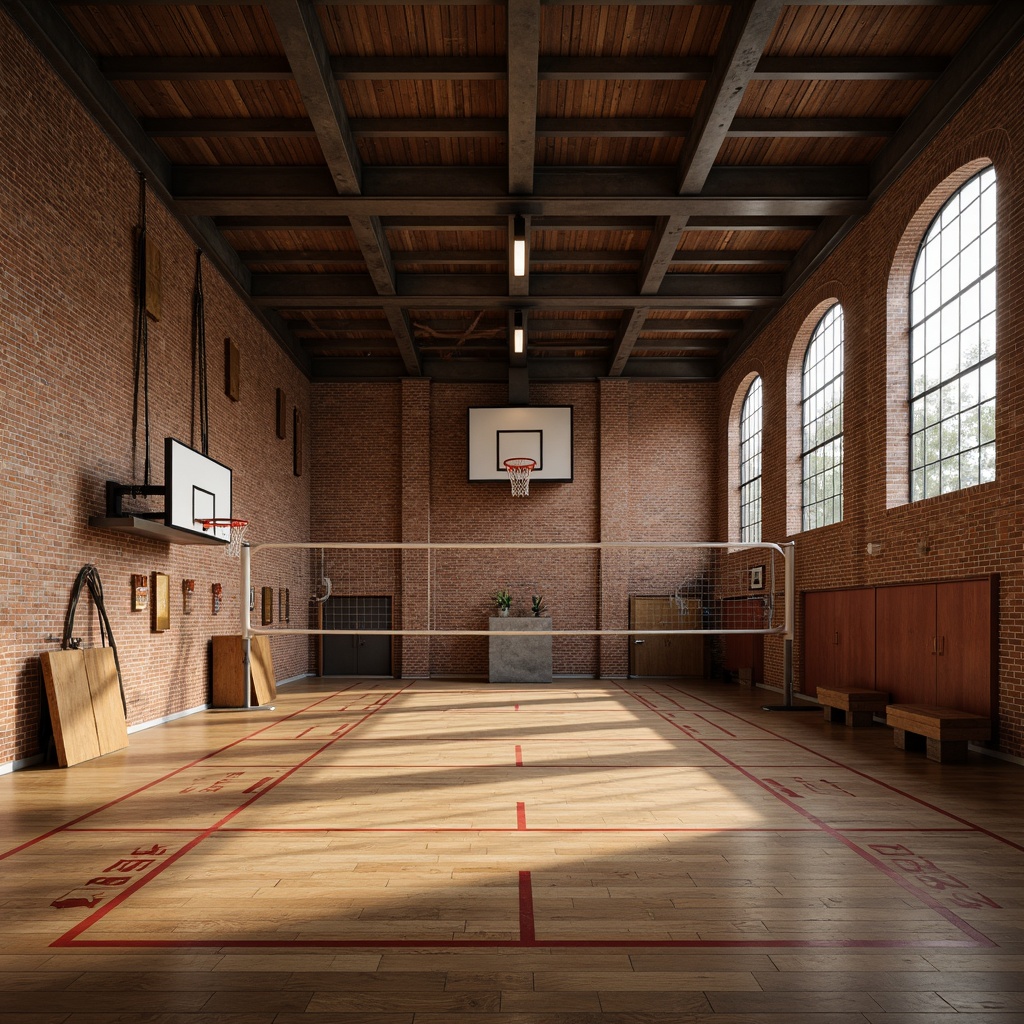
{"left": 467, "top": 406, "right": 573, "bottom": 482}
{"left": 165, "top": 438, "right": 233, "bottom": 542}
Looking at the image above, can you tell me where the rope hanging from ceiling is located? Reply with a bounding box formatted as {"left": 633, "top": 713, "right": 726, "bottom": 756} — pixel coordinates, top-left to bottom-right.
{"left": 191, "top": 249, "right": 209, "bottom": 456}
{"left": 131, "top": 173, "right": 151, "bottom": 485}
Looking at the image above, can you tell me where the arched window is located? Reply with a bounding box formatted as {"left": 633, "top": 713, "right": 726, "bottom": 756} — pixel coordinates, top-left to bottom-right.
{"left": 739, "top": 376, "right": 763, "bottom": 542}
{"left": 910, "top": 166, "right": 996, "bottom": 500}
{"left": 802, "top": 304, "right": 843, "bottom": 530}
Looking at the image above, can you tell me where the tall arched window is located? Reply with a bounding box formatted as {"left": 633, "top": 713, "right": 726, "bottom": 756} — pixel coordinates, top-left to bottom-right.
{"left": 802, "top": 304, "right": 844, "bottom": 530}
{"left": 739, "top": 376, "right": 763, "bottom": 542}
{"left": 910, "top": 165, "right": 996, "bottom": 500}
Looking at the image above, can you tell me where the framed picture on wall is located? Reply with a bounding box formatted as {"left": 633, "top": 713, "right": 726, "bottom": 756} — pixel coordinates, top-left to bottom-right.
{"left": 749, "top": 565, "right": 765, "bottom": 591}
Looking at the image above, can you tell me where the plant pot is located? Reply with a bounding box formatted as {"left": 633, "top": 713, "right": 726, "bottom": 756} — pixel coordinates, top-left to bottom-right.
{"left": 499, "top": 608, "right": 509, "bottom": 617}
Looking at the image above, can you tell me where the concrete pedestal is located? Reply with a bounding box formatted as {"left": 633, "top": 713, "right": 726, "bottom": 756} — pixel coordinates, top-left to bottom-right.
{"left": 488, "top": 616, "right": 553, "bottom": 683}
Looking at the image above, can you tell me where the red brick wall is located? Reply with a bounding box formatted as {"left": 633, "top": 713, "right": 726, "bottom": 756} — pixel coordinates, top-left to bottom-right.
{"left": 310, "top": 379, "right": 719, "bottom": 678}
{"left": 0, "top": 14, "right": 311, "bottom": 767}
{"left": 717, "top": 39, "right": 1024, "bottom": 757}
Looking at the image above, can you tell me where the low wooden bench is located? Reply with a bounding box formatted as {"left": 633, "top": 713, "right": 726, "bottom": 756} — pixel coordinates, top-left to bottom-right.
{"left": 817, "top": 686, "right": 890, "bottom": 727}
{"left": 886, "top": 704, "right": 991, "bottom": 763}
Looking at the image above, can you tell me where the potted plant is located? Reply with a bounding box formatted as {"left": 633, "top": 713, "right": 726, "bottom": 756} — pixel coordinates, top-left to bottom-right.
{"left": 531, "top": 594, "right": 546, "bottom": 617}
{"left": 493, "top": 587, "right": 513, "bottom": 616}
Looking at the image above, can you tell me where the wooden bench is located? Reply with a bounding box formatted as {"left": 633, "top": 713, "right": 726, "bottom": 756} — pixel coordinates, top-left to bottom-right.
{"left": 886, "top": 704, "right": 991, "bottom": 763}
{"left": 817, "top": 686, "right": 890, "bottom": 727}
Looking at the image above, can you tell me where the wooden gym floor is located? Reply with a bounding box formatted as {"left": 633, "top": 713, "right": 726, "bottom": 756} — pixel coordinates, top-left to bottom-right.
{"left": 2, "top": 676, "right": 1024, "bottom": 1023}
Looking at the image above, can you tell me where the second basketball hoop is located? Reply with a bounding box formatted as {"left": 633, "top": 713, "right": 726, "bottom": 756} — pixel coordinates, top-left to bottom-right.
{"left": 503, "top": 458, "right": 536, "bottom": 497}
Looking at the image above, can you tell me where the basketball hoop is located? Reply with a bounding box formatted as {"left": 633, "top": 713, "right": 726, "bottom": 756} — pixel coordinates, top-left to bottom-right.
{"left": 197, "top": 517, "right": 249, "bottom": 557}
{"left": 503, "top": 458, "right": 536, "bottom": 497}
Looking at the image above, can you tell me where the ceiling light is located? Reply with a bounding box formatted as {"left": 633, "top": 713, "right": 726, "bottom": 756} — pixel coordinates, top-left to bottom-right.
{"left": 514, "top": 310, "right": 525, "bottom": 353}
{"left": 512, "top": 215, "right": 527, "bottom": 277}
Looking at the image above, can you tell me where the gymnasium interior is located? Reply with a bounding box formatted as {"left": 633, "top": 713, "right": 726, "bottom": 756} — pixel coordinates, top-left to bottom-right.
{"left": 4, "top": 2, "right": 1024, "bottom": 1021}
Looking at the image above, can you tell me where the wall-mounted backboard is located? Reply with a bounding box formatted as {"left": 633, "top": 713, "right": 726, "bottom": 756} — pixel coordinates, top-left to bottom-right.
{"left": 468, "top": 406, "right": 573, "bottom": 482}
{"left": 165, "top": 438, "right": 233, "bottom": 543}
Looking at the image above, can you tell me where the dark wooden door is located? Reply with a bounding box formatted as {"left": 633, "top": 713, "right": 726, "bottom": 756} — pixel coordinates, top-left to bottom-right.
{"left": 936, "top": 578, "right": 994, "bottom": 716}
{"left": 875, "top": 584, "right": 936, "bottom": 705}
{"left": 321, "top": 596, "right": 393, "bottom": 676}
{"left": 721, "top": 597, "right": 766, "bottom": 684}
{"left": 630, "top": 597, "right": 703, "bottom": 677}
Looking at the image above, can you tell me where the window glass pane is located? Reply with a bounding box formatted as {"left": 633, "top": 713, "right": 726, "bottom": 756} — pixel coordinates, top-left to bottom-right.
{"left": 739, "top": 377, "right": 763, "bottom": 542}
{"left": 801, "top": 305, "right": 844, "bottom": 531}
{"left": 908, "top": 166, "right": 996, "bottom": 500}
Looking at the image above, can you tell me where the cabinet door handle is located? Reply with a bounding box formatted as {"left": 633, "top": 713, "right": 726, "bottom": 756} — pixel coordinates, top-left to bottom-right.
{"left": 634, "top": 639, "right": 645, "bottom": 645}
{"left": 938, "top": 635, "right": 945, "bottom": 655}
{"left": 931, "top": 636, "right": 937, "bottom": 655}
{"left": 834, "top": 631, "right": 840, "bottom": 645}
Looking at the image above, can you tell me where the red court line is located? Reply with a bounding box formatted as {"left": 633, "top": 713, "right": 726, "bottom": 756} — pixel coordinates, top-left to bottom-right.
{"left": 516, "top": 802, "right": 527, "bottom": 830}
{"left": 241, "top": 777, "right": 273, "bottom": 794}
{"left": 662, "top": 681, "right": 1024, "bottom": 855}
{"left": 61, "top": 936, "right": 980, "bottom": 950}
{"left": 53, "top": 682, "right": 416, "bottom": 947}
{"left": 515, "top": 745, "right": 524, "bottom": 766}
{"left": 614, "top": 682, "right": 997, "bottom": 948}
{"left": 0, "top": 685, "right": 360, "bottom": 863}
{"left": 519, "top": 871, "right": 535, "bottom": 941}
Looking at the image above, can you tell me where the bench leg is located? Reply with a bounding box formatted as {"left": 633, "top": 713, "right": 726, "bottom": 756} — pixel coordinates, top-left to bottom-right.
{"left": 927, "top": 738, "right": 969, "bottom": 763}
{"left": 894, "top": 728, "right": 926, "bottom": 753}
{"left": 823, "top": 706, "right": 845, "bottom": 724}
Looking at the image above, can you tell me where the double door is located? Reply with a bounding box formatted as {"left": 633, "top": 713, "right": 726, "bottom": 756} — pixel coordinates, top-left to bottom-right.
{"left": 875, "top": 579, "right": 995, "bottom": 716}
{"left": 320, "top": 596, "right": 393, "bottom": 676}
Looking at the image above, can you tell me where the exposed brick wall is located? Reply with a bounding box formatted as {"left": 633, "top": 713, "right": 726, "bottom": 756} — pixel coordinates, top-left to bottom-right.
{"left": 310, "top": 379, "right": 720, "bottom": 679}
{"left": 0, "top": 14, "right": 311, "bottom": 767}
{"left": 717, "top": 38, "right": 1024, "bottom": 756}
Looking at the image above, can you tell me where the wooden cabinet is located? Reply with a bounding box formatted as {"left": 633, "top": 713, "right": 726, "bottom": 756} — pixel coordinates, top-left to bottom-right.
{"left": 211, "top": 635, "right": 277, "bottom": 708}
{"left": 876, "top": 579, "right": 995, "bottom": 716}
{"left": 803, "top": 588, "right": 876, "bottom": 697}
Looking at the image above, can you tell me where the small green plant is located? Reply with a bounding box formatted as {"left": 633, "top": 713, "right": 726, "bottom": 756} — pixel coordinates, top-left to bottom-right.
{"left": 531, "top": 594, "right": 546, "bottom": 617}
{"left": 492, "top": 587, "right": 513, "bottom": 612}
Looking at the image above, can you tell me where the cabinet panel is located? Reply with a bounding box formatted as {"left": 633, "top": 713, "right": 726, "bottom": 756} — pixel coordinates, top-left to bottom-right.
{"left": 803, "top": 588, "right": 875, "bottom": 697}
{"left": 936, "top": 579, "right": 994, "bottom": 716}
{"left": 875, "top": 584, "right": 936, "bottom": 705}
{"left": 834, "top": 588, "right": 876, "bottom": 689}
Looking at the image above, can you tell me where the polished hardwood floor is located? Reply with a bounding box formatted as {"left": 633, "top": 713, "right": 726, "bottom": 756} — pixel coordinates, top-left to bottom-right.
{"left": 2, "top": 676, "right": 1024, "bottom": 1022}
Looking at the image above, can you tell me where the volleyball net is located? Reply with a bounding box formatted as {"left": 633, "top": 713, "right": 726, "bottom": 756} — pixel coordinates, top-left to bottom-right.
{"left": 238, "top": 540, "right": 793, "bottom": 642}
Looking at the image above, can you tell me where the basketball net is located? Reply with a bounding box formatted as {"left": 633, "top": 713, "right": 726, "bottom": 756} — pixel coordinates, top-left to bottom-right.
{"left": 197, "top": 518, "right": 249, "bottom": 557}
{"left": 503, "top": 458, "right": 536, "bottom": 497}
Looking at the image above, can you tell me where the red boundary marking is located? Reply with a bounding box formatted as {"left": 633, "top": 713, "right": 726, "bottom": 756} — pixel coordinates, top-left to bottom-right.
{"left": 32, "top": 678, "right": 1010, "bottom": 951}
{"left": 51, "top": 682, "right": 415, "bottom": 947}
{"left": 514, "top": 745, "right": 524, "bottom": 767}
{"left": 519, "top": 870, "right": 535, "bottom": 941}
{"left": 516, "top": 802, "right": 527, "bottom": 830}
{"left": 614, "top": 682, "right": 997, "bottom": 948}
{"left": 657, "top": 681, "right": 1024, "bottom": 855}
{"left": 0, "top": 684, "right": 366, "bottom": 864}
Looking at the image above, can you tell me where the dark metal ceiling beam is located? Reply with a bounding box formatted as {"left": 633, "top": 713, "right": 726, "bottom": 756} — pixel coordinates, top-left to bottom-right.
{"left": 142, "top": 115, "right": 899, "bottom": 140}
{"left": 99, "top": 54, "right": 946, "bottom": 83}
{"left": 640, "top": 216, "right": 689, "bottom": 296}
{"left": 251, "top": 271, "right": 782, "bottom": 307}
{"left": 296, "top": 316, "right": 741, "bottom": 335}
{"left": 678, "top": 0, "right": 786, "bottom": 194}
{"left": 266, "top": 0, "right": 361, "bottom": 194}
{"left": 59, "top": 0, "right": 993, "bottom": 6}
{"left": 608, "top": 307, "right": 649, "bottom": 377}
{"left": 507, "top": 0, "right": 540, "bottom": 195}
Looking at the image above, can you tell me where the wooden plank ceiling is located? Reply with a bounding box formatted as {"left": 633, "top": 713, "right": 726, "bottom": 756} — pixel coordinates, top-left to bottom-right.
{"left": 13, "top": 1, "right": 1023, "bottom": 382}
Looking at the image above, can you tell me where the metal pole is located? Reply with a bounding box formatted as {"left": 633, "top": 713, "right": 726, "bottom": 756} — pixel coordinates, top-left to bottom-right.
{"left": 240, "top": 541, "right": 252, "bottom": 710}
{"left": 763, "top": 541, "right": 815, "bottom": 712}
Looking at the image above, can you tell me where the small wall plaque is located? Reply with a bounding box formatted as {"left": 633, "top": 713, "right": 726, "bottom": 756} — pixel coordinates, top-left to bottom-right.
{"left": 276, "top": 388, "right": 287, "bottom": 439}
{"left": 261, "top": 586, "right": 274, "bottom": 626}
{"left": 749, "top": 565, "right": 765, "bottom": 591}
{"left": 225, "top": 338, "right": 240, "bottom": 401}
{"left": 131, "top": 574, "right": 149, "bottom": 611}
{"left": 153, "top": 572, "right": 170, "bottom": 632}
